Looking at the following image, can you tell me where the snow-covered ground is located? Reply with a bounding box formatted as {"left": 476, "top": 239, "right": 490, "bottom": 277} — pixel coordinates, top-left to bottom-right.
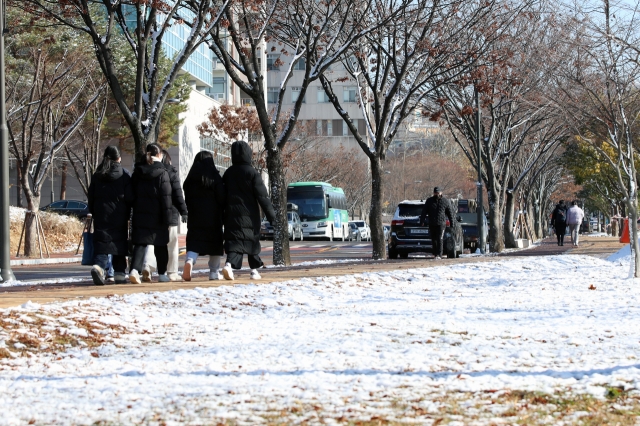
{"left": 1, "top": 253, "right": 639, "bottom": 424}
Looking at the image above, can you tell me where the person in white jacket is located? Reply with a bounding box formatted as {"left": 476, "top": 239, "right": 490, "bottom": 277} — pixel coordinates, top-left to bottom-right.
{"left": 566, "top": 201, "right": 585, "bottom": 247}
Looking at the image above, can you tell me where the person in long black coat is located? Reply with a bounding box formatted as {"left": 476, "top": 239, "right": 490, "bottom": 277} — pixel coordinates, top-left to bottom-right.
{"left": 551, "top": 200, "right": 568, "bottom": 246}
{"left": 420, "top": 186, "right": 455, "bottom": 259}
{"left": 87, "top": 146, "right": 133, "bottom": 285}
{"left": 129, "top": 143, "right": 173, "bottom": 284}
{"left": 221, "top": 140, "right": 276, "bottom": 280}
{"left": 141, "top": 150, "right": 188, "bottom": 282}
{"left": 181, "top": 151, "right": 225, "bottom": 281}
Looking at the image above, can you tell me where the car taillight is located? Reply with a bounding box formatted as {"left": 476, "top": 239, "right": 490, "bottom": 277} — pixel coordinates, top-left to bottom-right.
{"left": 446, "top": 219, "right": 450, "bottom": 226}
{"left": 391, "top": 219, "right": 404, "bottom": 226}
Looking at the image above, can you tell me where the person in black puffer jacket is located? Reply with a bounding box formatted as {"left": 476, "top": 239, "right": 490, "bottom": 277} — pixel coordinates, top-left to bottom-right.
{"left": 181, "top": 151, "right": 226, "bottom": 281}
{"left": 551, "top": 200, "right": 568, "bottom": 246}
{"left": 141, "top": 150, "right": 188, "bottom": 282}
{"left": 87, "top": 146, "right": 133, "bottom": 285}
{"left": 221, "top": 140, "right": 276, "bottom": 280}
{"left": 129, "top": 143, "right": 173, "bottom": 284}
{"left": 420, "top": 186, "right": 455, "bottom": 259}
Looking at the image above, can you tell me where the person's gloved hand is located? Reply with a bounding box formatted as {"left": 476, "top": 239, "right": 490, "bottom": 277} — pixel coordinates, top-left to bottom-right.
{"left": 181, "top": 214, "right": 188, "bottom": 223}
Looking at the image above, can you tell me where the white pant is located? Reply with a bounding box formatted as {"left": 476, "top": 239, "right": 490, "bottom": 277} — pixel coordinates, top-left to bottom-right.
{"left": 185, "top": 251, "right": 221, "bottom": 272}
{"left": 569, "top": 223, "right": 580, "bottom": 245}
{"left": 144, "top": 226, "right": 179, "bottom": 274}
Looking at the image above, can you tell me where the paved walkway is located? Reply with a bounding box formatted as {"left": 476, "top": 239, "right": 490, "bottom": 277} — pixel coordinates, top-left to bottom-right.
{"left": 0, "top": 236, "right": 625, "bottom": 309}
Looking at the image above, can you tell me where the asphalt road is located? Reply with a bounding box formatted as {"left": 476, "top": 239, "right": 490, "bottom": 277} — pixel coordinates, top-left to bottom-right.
{"left": 10, "top": 240, "right": 377, "bottom": 283}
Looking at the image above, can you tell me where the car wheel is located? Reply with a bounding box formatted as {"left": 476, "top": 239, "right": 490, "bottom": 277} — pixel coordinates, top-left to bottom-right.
{"left": 388, "top": 248, "right": 398, "bottom": 259}
{"left": 399, "top": 252, "right": 409, "bottom": 259}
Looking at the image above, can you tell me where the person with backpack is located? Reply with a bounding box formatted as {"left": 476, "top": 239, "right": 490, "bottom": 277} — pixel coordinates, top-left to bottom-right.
{"left": 87, "top": 146, "right": 133, "bottom": 285}
{"left": 551, "top": 200, "right": 568, "bottom": 246}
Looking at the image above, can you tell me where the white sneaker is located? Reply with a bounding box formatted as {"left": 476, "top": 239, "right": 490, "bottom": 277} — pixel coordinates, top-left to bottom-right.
{"left": 158, "top": 274, "right": 170, "bottom": 283}
{"left": 91, "top": 265, "right": 106, "bottom": 286}
{"left": 168, "top": 273, "right": 182, "bottom": 282}
{"left": 129, "top": 269, "right": 141, "bottom": 284}
{"left": 250, "top": 269, "right": 262, "bottom": 280}
{"left": 222, "top": 263, "right": 234, "bottom": 280}
{"left": 209, "top": 271, "right": 224, "bottom": 280}
{"left": 183, "top": 261, "right": 193, "bottom": 281}
{"left": 142, "top": 266, "right": 152, "bottom": 283}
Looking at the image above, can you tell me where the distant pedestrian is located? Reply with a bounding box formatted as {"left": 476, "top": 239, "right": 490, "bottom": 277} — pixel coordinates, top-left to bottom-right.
{"left": 551, "top": 200, "right": 568, "bottom": 246}
{"left": 182, "top": 151, "right": 225, "bottom": 281}
{"left": 420, "top": 187, "right": 455, "bottom": 259}
{"left": 566, "top": 201, "right": 585, "bottom": 247}
{"left": 87, "top": 146, "right": 133, "bottom": 285}
{"left": 221, "top": 141, "right": 276, "bottom": 280}
{"left": 142, "top": 150, "right": 188, "bottom": 282}
{"left": 129, "top": 143, "right": 173, "bottom": 284}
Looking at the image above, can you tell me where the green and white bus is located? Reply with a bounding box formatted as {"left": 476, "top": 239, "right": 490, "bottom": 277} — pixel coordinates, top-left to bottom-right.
{"left": 287, "top": 182, "right": 349, "bottom": 240}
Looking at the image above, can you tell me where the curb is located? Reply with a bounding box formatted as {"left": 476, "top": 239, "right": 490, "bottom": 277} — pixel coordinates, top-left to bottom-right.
{"left": 10, "top": 257, "right": 82, "bottom": 266}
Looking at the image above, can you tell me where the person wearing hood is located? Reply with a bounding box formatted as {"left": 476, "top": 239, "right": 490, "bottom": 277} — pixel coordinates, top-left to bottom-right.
{"left": 221, "top": 140, "right": 276, "bottom": 280}
{"left": 129, "top": 143, "right": 173, "bottom": 283}
{"left": 87, "top": 146, "right": 133, "bottom": 285}
{"left": 551, "top": 200, "right": 568, "bottom": 246}
{"left": 141, "top": 149, "right": 188, "bottom": 282}
{"left": 181, "top": 151, "right": 226, "bottom": 281}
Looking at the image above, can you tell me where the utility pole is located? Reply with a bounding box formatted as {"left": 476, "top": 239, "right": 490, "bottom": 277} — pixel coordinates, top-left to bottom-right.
{"left": 475, "top": 84, "right": 486, "bottom": 254}
{"left": 0, "top": 0, "right": 15, "bottom": 282}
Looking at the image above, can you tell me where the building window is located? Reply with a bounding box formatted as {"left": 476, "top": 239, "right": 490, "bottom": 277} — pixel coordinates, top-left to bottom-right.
{"left": 327, "top": 120, "right": 333, "bottom": 136}
{"left": 293, "top": 57, "right": 306, "bottom": 71}
{"left": 291, "top": 87, "right": 305, "bottom": 103}
{"left": 267, "top": 54, "right": 280, "bottom": 71}
{"left": 267, "top": 87, "right": 279, "bottom": 104}
{"left": 343, "top": 87, "right": 357, "bottom": 103}
{"left": 317, "top": 120, "right": 322, "bottom": 136}
{"left": 317, "top": 87, "right": 330, "bottom": 103}
{"left": 343, "top": 119, "right": 351, "bottom": 136}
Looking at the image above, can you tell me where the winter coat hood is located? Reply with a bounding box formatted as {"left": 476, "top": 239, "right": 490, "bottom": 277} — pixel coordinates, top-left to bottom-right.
{"left": 96, "top": 162, "right": 125, "bottom": 182}
{"left": 231, "top": 141, "right": 253, "bottom": 166}
{"left": 135, "top": 161, "right": 166, "bottom": 180}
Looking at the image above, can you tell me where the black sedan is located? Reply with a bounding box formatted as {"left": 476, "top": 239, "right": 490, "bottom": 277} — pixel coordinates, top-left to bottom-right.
{"left": 41, "top": 200, "right": 90, "bottom": 219}
{"left": 459, "top": 212, "right": 488, "bottom": 250}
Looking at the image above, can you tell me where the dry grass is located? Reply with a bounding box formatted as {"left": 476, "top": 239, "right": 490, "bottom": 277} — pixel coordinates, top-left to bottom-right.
{"left": 10, "top": 208, "right": 85, "bottom": 256}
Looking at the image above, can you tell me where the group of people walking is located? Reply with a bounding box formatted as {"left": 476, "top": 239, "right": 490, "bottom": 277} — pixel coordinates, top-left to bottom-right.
{"left": 87, "top": 140, "right": 275, "bottom": 285}
{"left": 551, "top": 200, "right": 585, "bottom": 246}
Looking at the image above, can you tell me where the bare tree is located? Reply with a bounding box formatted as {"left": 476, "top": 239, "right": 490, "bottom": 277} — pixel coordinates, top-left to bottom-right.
{"left": 553, "top": 0, "right": 640, "bottom": 276}
{"left": 21, "top": 0, "right": 229, "bottom": 159}
{"left": 6, "top": 25, "right": 104, "bottom": 256}
{"left": 318, "top": 0, "right": 517, "bottom": 259}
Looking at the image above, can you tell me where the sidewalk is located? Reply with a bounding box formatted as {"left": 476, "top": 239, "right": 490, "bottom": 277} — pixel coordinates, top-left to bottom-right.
{"left": 9, "top": 235, "right": 188, "bottom": 266}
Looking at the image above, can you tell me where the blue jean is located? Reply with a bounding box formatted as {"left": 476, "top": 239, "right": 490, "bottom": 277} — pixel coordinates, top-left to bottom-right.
{"left": 93, "top": 253, "right": 126, "bottom": 274}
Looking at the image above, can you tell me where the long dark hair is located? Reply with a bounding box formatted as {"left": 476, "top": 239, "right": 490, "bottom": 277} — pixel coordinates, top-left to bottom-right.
{"left": 146, "top": 143, "right": 162, "bottom": 165}
{"left": 161, "top": 149, "right": 172, "bottom": 166}
{"left": 96, "top": 146, "right": 120, "bottom": 176}
{"left": 187, "top": 150, "right": 218, "bottom": 189}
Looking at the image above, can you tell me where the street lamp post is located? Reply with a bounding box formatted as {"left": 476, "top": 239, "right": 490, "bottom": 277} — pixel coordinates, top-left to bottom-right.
{"left": 0, "top": 0, "right": 15, "bottom": 281}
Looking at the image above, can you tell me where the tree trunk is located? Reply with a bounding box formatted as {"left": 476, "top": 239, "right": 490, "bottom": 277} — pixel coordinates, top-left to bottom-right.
{"left": 487, "top": 184, "right": 504, "bottom": 253}
{"left": 60, "top": 162, "right": 67, "bottom": 201}
{"left": 16, "top": 160, "right": 23, "bottom": 208}
{"left": 24, "top": 198, "right": 40, "bottom": 258}
{"left": 266, "top": 148, "right": 290, "bottom": 266}
{"left": 369, "top": 156, "right": 385, "bottom": 260}
{"left": 503, "top": 187, "right": 516, "bottom": 248}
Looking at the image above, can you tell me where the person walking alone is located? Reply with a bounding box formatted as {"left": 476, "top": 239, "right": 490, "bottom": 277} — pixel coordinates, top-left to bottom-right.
{"left": 566, "top": 201, "right": 585, "bottom": 247}
{"left": 221, "top": 141, "right": 276, "bottom": 280}
{"left": 420, "top": 187, "right": 455, "bottom": 259}
{"left": 141, "top": 150, "right": 188, "bottom": 282}
{"left": 129, "top": 143, "right": 173, "bottom": 284}
{"left": 551, "top": 200, "right": 568, "bottom": 246}
{"left": 182, "top": 151, "right": 225, "bottom": 281}
{"left": 87, "top": 146, "right": 133, "bottom": 285}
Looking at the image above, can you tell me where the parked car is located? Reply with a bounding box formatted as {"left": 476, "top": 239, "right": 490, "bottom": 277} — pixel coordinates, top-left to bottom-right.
{"left": 349, "top": 220, "right": 371, "bottom": 241}
{"left": 41, "top": 200, "right": 90, "bottom": 219}
{"left": 347, "top": 222, "right": 361, "bottom": 241}
{"left": 260, "top": 210, "right": 304, "bottom": 241}
{"left": 458, "top": 212, "right": 488, "bottom": 250}
{"left": 387, "top": 200, "right": 463, "bottom": 259}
